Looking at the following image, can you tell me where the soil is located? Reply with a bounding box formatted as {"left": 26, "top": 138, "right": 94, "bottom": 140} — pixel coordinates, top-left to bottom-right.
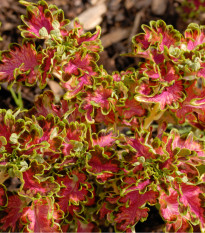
{"left": 0, "top": 0, "right": 202, "bottom": 232}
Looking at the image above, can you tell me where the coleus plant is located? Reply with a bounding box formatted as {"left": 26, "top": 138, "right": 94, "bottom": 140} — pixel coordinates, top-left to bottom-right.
{"left": 178, "top": 0, "right": 205, "bottom": 22}
{"left": 0, "top": 1, "right": 204, "bottom": 232}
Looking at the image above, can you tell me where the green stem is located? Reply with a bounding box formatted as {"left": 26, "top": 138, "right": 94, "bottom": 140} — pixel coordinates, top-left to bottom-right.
{"left": 144, "top": 103, "right": 164, "bottom": 130}
{"left": 10, "top": 86, "right": 23, "bottom": 109}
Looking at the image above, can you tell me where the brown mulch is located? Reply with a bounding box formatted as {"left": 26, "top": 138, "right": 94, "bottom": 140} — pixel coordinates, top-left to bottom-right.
{"left": 0, "top": 0, "right": 201, "bottom": 232}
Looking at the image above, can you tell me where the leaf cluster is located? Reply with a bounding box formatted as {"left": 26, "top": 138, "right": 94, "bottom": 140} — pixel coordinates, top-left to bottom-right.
{"left": 0, "top": 1, "right": 204, "bottom": 232}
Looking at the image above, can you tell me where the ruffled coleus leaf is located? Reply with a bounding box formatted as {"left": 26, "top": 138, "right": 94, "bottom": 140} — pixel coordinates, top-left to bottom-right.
{"left": 173, "top": 80, "right": 205, "bottom": 128}
{"left": 0, "top": 194, "right": 28, "bottom": 232}
{"left": 19, "top": 0, "right": 69, "bottom": 40}
{"left": 61, "top": 121, "right": 87, "bottom": 156}
{"left": 180, "top": 183, "right": 205, "bottom": 229}
{"left": 19, "top": 161, "right": 59, "bottom": 198}
{"left": 0, "top": 109, "right": 25, "bottom": 155}
{"left": 0, "top": 184, "right": 7, "bottom": 207}
{"left": 179, "top": 0, "right": 205, "bottom": 21}
{"left": 117, "top": 98, "right": 146, "bottom": 120}
{"left": 107, "top": 179, "right": 158, "bottom": 232}
{"left": 90, "top": 129, "right": 116, "bottom": 148}
{"left": 184, "top": 23, "right": 205, "bottom": 50}
{"left": 21, "top": 197, "right": 63, "bottom": 232}
{"left": 132, "top": 20, "right": 181, "bottom": 59}
{"left": 137, "top": 81, "right": 184, "bottom": 110}
{"left": 159, "top": 183, "right": 205, "bottom": 232}
{"left": 111, "top": 69, "right": 146, "bottom": 126}
{"left": 86, "top": 146, "right": 120, "bottom": 183}
{"left": 0, "top": 42, "right": 42, "bottom": 86}
{"left": 18, "top": 114, "right": 64, "bottom": 160}
{"left": 67, "top": 19, "right": 102, "bottom": 53}
{"left": 95, "top": 108, "right": 116, "bottom": 125}
{"left": 35, "top": 114, "right": 64, "bottom": 151}
{"left": 79, "top": 81, "right": 116, "bottom": 123}
{"left": 19, "top": 0, "right": 53, "bottom": 39}
{"left": 160, "top": 129, "right": 205, "bottom": 169}
{"left": 27, "top": 90, "right": 74, "bottom": 119}
{"left": 139, "top": 61, "right": 180, "bottom": 82}
{"left": 159, "top": 187, "right": 193, "bottom": 232}
{"left": 56, "top": 170, "right": 94, "bottom": 214}
{"left": 125, "top": 131, "right": 157, "bottom": 161}
{"left": 63, "top": 121, "right": 87, "bottom": 142}
{"left": 62, "top": 50, "right": 99, "bottom": 99}
{"left": 136, "top": 61, "right": 185, "bottom": 110}
{"left": 39, "top": 48, "right": 56, "bottom": 87}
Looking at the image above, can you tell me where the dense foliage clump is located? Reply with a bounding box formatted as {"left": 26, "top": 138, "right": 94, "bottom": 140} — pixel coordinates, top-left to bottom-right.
{"left": 0, "top": 1, "right": 204, "bottom": 232}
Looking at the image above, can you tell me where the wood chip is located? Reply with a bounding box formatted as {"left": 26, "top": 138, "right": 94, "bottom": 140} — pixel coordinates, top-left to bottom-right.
{"left": 47, "top": 80, "right": 64, "bottom": 101}
{"left": 108, "top": 0, "right": 122, "bottom": 11}
{"left": 125, "top": 0, "right": 135, "bottom": 10}
{"left": 89, "top": 0, "right": 104, "bottom": 5}
{"left": 2, "top": 22, "right": 15, "bottom": 31}
{"left": 101, "top": 27, "right": 131, "bottom": 48}
{"left": 136, "top": 0, "right": 152, "bottom": 10}
{"left": 76, "top": 3, "right": 107, "bottom": 30}
{"left": 151, "top": 0, "right": 168, "bottom": 15}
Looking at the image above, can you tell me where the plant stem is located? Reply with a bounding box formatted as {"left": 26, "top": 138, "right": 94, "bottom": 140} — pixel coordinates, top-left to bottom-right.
{"left": 10, "top": 86, "right": 23, "bottom": 109}
{"left": 144, "top": 103, "right": 164, "bottom": 130}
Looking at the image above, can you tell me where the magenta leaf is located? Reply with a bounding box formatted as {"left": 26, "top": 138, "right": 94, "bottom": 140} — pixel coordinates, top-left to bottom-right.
{"left": 79, "top": 81, "right": 116, "bottom": 123}
{"left": 184, "top": 24, "right": 205, "bottom": 50}
{"left": 61, "top": 121, "right": 87, "bottom": 156}
{"left": 0, "top": 184, "right": 7, "bottom": 207}
{"left": 179, "top": 0, "right": 205, "bottom": 21}
{"left": 180, "top": 183, "right": 205, "bottom": 229}
{"left": 0, "top": 42, "right": 41, "bottom": 85}
{"left": 126, "top": 132, "right": 157, "bottom": 160}
{"left": 62, "top": 50, "right": 99, "bottom": 99}
{"left": 27, "top": 90, "right": 72, "bottom": 119}
{"left": 56, "top": 170, "right": 93, "bottom": 214}
{"left": 40, "top": 48, "right": 56, "bottom": 87}
{"left": 19, "top": 0, "right": 53, "bottom": 39}
{"left": 159, "top": 184, "right": 205, "bottom": 232}
{"left": 91, "top": 130, "right": 116, "bottom": 148}
{"left": 21, "top": 197, "right": 62, "bottom": 232}
{"left": 86, "top": 146, "right": 120, "bottom": 183}
{"left": 136, "top": 60, "right": 185, "bottom": 110}
{"left": 0, "top": 109, "right": 25, "bottom": 155}
{"left": 18, "top": 114, "right": 64, "bottom": 162}
{"left": 165, "top": 129, "right": 205, "bottom": 165}
{"left": 117, "top": 99, "right": 146, "bottom": 119}
{"left": 19, "top": 161, "right": 59, "bottom": 198}
{"left": 159, "top": 187, "right": 193, "bottom": 232}
{"left": 173, "top": 81, "right": 205, "bottom": 128}
{"left": 111, "top": 189, "right": 158, "bottom": 232}
{"left": 132, "top": 20, "right": 181, "bottom": 59}
{"left": 67, "top": 19, "right": 102, "bottom": 53}
{"left": 0, "top": 195, "right": 27, "bottom": 232}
